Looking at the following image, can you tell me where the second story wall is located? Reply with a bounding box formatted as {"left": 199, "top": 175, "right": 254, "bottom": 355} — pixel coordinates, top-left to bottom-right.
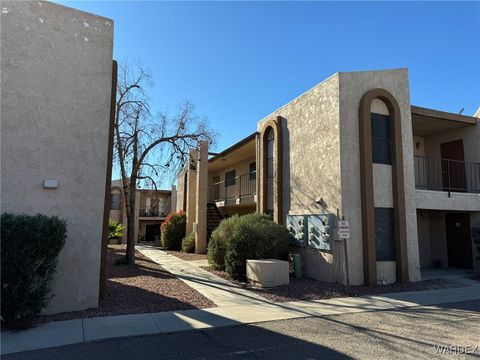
{"left": 208, "top": 156, "right": 257, "bottom": 203}
{"left": 1, "top": 1, "right": 114, "bottom": 313}
{"left": 338, "top": 68, "right": 419, "bottom": 284}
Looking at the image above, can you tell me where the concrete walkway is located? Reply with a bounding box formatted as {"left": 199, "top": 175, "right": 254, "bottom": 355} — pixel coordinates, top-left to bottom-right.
{"left": 136, "top": 245, "right": 269, "bottom": 307}
{"left": 3, "top": 246, "right": 480, "bottom": 355}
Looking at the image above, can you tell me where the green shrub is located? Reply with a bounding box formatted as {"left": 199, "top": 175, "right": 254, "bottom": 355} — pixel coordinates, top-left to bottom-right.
{"left": 108, "top": 219, "right": 125, "bottom": 239}
{"left": 161, "top": 211, "right": 186, "bottom": 250}
{"left": 1, "top": 213, "right": 66, "bottom": 328}
{"left": 208, "top": 215, "right": 239, "bottom": 270}
{"left": 182, "top": 232, "right": 196, "bottom": 253}
{"left": 208, "top": 213, "right": 290, "bottom": 279}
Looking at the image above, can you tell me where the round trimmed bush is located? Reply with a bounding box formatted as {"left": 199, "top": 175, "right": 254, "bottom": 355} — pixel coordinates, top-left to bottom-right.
{"left": 182, "top": 232, "right": 195, "bottom": 253}
{"left": 1, "top": 213, "right": 66, "bottom": 328}
{"left": 208, "top": 213, "right": 290, "bottom": 280}
{"left": 161, "top": 211, "right": 186, "bottom": 250}
{"left": 207, "top": 215, "right": 239, "bottom": 270}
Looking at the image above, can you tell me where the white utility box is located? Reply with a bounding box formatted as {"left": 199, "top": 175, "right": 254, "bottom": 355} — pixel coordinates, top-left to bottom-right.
{"left": 246, "top": 259, "right": 289, "bottom": 287}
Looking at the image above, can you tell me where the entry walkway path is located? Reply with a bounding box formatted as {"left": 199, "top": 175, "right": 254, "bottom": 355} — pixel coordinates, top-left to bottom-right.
{"left": 3, "top": 246, "right": 480, "bottom": 355}
{"left": 136, "top": 245, "right": 269, "bottom": 307}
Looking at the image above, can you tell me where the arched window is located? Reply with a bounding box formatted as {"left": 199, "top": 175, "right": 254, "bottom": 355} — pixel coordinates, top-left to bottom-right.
{"left": 111, "top": 190, "right": 121, "bottom": 210}
{"left": 266, "top": 127, "right": 274, "bottom": 216}
{"left": 359, "top": 89, "right": 408, "bottom": 285}
{"left": 370, "top": 98, "right": 391, "bottom": 165}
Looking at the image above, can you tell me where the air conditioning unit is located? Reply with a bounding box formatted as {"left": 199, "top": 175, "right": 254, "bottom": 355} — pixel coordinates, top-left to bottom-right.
{"left": 246, "top": 259, "right": 289, "bottom": 287}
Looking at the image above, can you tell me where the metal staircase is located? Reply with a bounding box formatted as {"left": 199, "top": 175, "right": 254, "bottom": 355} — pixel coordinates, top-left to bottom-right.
{"left": 206, "top": 203, "right": 228, "bottom": 241}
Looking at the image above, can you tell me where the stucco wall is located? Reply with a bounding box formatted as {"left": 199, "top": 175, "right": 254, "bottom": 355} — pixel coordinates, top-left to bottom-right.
{"left": 186, "top": 170, "right": 197, "bottom": 234}
{"left": 1, "top": 1, "right": 113, "bottom": 313}
{"left": 176, "top": 170, "right": 187, "bottom": 212}
{"left": 413, "top": 136, "right": 425, "bottom": 157}
{"left": 338, "top": 69, "right": 421, "bottom": 284}
{"left": 423, "top": 124, "right": 480, "bottom": 164}
{"left": 416, "top": 190, "right": 480, "bottom": 211}
{"left": 257, "top": 74, "right": 341, "bottom": 282}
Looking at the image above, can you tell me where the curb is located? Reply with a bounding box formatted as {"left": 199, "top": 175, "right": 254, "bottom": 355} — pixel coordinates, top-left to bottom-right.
{"left": 2, "top": 285, "right": 480, "bottom": 355}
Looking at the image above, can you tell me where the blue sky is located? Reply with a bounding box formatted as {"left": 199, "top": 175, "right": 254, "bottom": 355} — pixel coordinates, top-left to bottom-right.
{"left": 60, "top": 1, "right": 479, "bottom": 155}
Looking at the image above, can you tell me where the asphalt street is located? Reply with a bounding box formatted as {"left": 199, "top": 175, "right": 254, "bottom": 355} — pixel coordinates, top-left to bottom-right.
{"left": 5, "top": 300, "right": 480, "bottom": 360}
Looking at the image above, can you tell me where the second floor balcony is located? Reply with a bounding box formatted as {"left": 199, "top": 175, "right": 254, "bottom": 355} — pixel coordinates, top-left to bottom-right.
{"left": 213, "top": 171, "right": 257, "bottom": 206}
{"left": 139, "top": 207, "right": 169, "bottom": 218}
{"left": 414, "top": 155, "right": 480, "bottom": 194}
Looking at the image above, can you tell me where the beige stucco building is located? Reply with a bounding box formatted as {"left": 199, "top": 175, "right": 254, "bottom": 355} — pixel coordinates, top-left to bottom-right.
{"left": 1, "top": 2, "right": 115, "bottom": 312}
{"left": 179, "top": 68, "right": 480, "bottom": 286}
{"left": 110, "top": 179, "right": 176, "bottom": 244}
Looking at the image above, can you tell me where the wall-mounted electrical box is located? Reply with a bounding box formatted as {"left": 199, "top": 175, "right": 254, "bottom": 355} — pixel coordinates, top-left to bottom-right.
{"left": 287, "top": 214, "right": 336, "bottom": 251}
{"left": 287, "top": 215, "right": 307, "bottom": 246}
{"left": 43, "top": 179, "right": 58, "bottom": 189}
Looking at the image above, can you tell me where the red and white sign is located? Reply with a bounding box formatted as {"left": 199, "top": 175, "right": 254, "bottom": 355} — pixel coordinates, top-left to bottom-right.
{"left": 338, "top": 220, "right": 350, "bottom": 239}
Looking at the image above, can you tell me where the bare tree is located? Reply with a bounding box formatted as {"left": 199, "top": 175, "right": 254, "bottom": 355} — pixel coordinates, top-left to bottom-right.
{"left": 114, "top": 61, "right": 214, "bottom": 264}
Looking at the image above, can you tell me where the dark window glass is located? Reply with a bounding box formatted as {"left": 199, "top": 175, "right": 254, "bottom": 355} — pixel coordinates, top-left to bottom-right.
{"left": 371, "top": 113, "right": 391, "bottom": 165}
{"left": 249, "top": 162, "right": 256, "bottom": 180}
{"left": 225, "top": 170, "right": 236, "bottom": 187}
{"left": 267, "top": 129, "right": 274, "bottom": 178}
{"left": 375, "top": 207, "right": 395, "bottom": 261}
{"left": 111, "top": 193, "right": 121, "bottom": 210}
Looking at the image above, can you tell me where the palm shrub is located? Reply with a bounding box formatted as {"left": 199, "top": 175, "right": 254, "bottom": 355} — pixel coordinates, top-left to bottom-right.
{"left": 208, "top": 213, "right": 290, "bottom": 280}
{"left": 161, "top": 211, "right": 186, "bottom": 250}
{"left": 1, "top": 213, "right": 66, "bottom": 328}
{"left": 182, "top": 232, "right": 195, "bottom": 253}
{"left": 108, "top": 219, "right": 125, "bottom": 240}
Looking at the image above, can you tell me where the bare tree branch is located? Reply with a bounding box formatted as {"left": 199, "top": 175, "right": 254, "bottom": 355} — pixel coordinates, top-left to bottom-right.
{"left": 113, "top": 61, "right": 216, "bottom": 264}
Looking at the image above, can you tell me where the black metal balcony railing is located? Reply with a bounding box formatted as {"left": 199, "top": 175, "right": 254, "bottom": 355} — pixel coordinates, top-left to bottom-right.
{"left": 214, "top": 171, "right": 256, "bottom": 203}
{"left": 414, "top": 155, "right": 480, "bottom": 194}
{"left": 139, "top": 207, "right": 169, "bottom": 217}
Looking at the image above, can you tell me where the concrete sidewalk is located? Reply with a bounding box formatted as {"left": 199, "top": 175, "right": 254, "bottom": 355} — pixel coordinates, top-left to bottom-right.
{"left": 136, "top": 245, "right": 269, "bottom": 307}
{"left": 3, "top": 284, "right": 480, "bottom": 355}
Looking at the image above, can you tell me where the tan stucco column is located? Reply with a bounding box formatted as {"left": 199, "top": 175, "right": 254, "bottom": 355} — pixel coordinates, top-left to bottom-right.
{"left": 194, "top": 141, "right": 208, "bottom": 253}
{"left": 170, "top": 185, "right": 177, "bottom": 213}
{"left": 185, "top": 169, "right": 197, "bottom": 234}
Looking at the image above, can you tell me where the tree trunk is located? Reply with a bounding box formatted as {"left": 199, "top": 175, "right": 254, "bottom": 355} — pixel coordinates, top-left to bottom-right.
{"left": 125, "top": 183, "right": 137, "bottom": 264}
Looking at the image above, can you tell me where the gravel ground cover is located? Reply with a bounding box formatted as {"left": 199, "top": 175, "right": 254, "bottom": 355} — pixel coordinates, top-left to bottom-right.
{"left": 201, "top": 266, "right": 461, "bottom": 303}
{"left": 35, "top": 245, "right": 215, "bottom": 324}
{"left": 165, "top": 251, "right": 208, "bottom": 262}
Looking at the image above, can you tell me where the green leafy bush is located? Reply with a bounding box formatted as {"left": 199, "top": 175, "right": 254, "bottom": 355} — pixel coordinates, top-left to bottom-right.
{"left": 1, "top": 213, "right": 66, "bottom": 328}
{"left": 108, "top": 219, "right": 125, "bottom": 239}
{"left": 182, "top": 232, "right": 196, "bottom": 253}
{"left": 161, "top": 211, "right": 186, "bottom": 250}
{"left": 208, "top": 213, "right": 290, "bottom": 280}
{"left": 207, "top": 215, "right": 239, "bottom": 270}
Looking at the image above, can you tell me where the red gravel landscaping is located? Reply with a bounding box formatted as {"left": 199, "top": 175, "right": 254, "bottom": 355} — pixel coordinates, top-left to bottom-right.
{"left": 201, "top": 266, "right": 461, "bottom": 303}
{"left": 165, "top": 250, "right": 208, "bottom": 262}
{"left": 36, "top": 245, "right": 215, "bottom": 324}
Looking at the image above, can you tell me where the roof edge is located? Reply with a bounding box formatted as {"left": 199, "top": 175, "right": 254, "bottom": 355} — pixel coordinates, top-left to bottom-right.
{"left": 209, "top": 132, "right": 257, "bottom": 163}
{"left": 411, "top": 105, "right": 477, "bottom": 125}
